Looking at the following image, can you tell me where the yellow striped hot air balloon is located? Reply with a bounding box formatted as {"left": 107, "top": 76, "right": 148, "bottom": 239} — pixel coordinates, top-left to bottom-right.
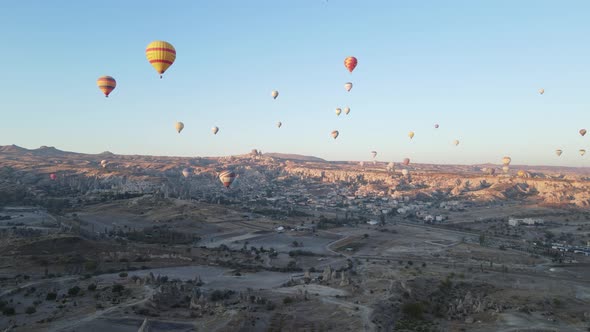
{"left": 146, "top": 41, "right": 176, "bottom": 78}
{"left": 97, "top": 76, "right": 116, "bottom": 97}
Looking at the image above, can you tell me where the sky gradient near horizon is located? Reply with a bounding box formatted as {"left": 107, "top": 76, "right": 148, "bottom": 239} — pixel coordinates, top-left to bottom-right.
{"left": 1, "top": 1, "right": 589, "bottom": 166}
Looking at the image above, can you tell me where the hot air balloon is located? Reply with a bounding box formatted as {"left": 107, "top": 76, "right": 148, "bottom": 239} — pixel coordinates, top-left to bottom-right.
{"left": 50, "top": 173, "right": 57, "bottom": 180}
{"left": 580, "top": 129, "right": 587, "bottom": 137}
{"left": 331, "top": 130, "right": 339, "bottom": 139}
{"left": 517, "top": 170, "right": 527, "bottom": 177}
{"left": 401, "top": 169, "right": 409, "bottom": 177}
{"left": 182, "top": 168, "right": 191, "bottom": 178}
{"left": 539, "top": 88, "right": 545, "bottom": 95}
{"left": 277, "top": 122, "right": 282, "bottom": 128}
{"left": 344, "top": 107, "right": 350, "bottom": 115}
{"left": 502, "top": 165, "right": 510, "bottom": 174}
{"left": 580, "top": 149, "right": 586, "bottom": 156}
{"left": 387, "top": 162, "right": 395, "bottom": 172}
{"left": 402, "top": 158, "right": 410, "bottom": 166}
{"left": 408, "top": 131, "right": 415, "bottom": 140}
{"left": 359, "top": 161, "right": 365, "bottom": 167}
{"left": 502, "top": 156, "right": 512, "bottom": 165}
{"left": 335, "top": 108, "right": 342, "bottom": 116}
{"left": 344, "top": 56, "right": 358, "bottom": 73}
{"left": 271, "top": 90, "right": 279, "bottom": 99}
{"left": 434, "top": 124, "right": 439, "bottom": 129}
{"left": 96, "top": 76, "right": 116, "bottom": 97}
{"left": 556, "top": 149, "right": 563, "bottom": 157}
{"left": 146, "top": 41, "right": 176, "bottom": 78}
{"left": 453, "top": 139, "right": 460, "bottom": 146}
{"left": 100, "top": 160, "right": 108, "bottom": 168}
{"left": 175, "top": 122, "right": 184, "bottom": 134}
{"left": 212, "top": 126, "right": 219, "bottom": 135}
{"left": 371, "top": 151, "right": 377, "bottom": 159}
{"left": 219, "top": 170, "right": 236, "bottom": 188}
{"left": 344, "top": 82, "right": 353, "bottom": 92}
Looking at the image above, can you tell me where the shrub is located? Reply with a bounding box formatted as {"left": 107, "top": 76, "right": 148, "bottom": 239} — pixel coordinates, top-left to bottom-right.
{"left": 283, "top": 297, "right": 294, "bottom": 305}
{"left": 2, "top": 307, "right": 15, "bottom": 316}
{"left": 68, "top": 286, "right": 81, "bottom": 296}
{"left": 25, "top": 306, "right": 36, "bottom": 314}
{"left": 118, "top": 272, "right": 128, "bottom": 278}
{"left": 402, "top": 302, "right": 424, "bottom": 320}
{"left": 112, "top": 284, "right": 125, "bottom": 293}
{"left": 46, "top": 292, "right": 57, "bottom": 301}
{"left": 87, "top": 284, "right": 97, "bottom": 291}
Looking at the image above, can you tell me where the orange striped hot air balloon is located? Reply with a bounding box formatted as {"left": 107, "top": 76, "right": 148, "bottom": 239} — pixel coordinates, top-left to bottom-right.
{"left": 146, "top": 41, "right": 176, "bottom": 78}
{"left": 96, "top": 76, "right": 116, "bottom": 97}
{"left": 219, "top": 170, "right": 236, "bottom": 189}
{"left": 344, "top": 56, "right": 357, "bottom": 73}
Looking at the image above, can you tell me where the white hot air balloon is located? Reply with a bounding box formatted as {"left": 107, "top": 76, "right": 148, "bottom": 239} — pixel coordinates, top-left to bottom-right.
{"left": 182, "top": 168, "right": 191, "bottom": 178}
{"left": 344, "top": 82, "right": 353, "bottom": 92}
{"left": 335, "top": 108, "right": 342, "bottom": 116}
{"left": 100, "top": 160, "right": 108, "bottom": 168}
{"left": 539, "top": 88, "right": 545, "bottom": 95}
{"left": 401, "top": 169, "right": 409, "bottom": 177}
{"left": 271, "top": 90, "right": 279, "bottom": 99}
{"left": 453, "top": 139, "right": 460, "bottom": 146}
{"left": 344, "top": 106, "right": 350, "bottom": 115}
{"left": 277, "top": 121, "right": 282, "bottom": 128}
{"left": 212, "top": 126, "right": 219, "bottom": 135}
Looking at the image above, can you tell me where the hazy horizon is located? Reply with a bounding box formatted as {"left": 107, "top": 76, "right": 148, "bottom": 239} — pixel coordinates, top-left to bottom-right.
{"left": 1, "top": 1, "right": 589, "bottom": 167}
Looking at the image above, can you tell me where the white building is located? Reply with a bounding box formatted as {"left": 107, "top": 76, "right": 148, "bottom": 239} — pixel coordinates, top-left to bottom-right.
{"left": 509, "top": 217, "right": 544, "bottom": 227}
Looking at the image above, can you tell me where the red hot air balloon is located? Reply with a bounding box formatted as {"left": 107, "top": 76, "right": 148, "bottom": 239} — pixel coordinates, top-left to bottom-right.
{"left": 344, "top": 56, "right": 357, "bottom": 73}
{"left": 219, "top": 170, "right": 236, "bottom": 189}
{"left": 50, "top": 174, "right": 57, "bottom": 180}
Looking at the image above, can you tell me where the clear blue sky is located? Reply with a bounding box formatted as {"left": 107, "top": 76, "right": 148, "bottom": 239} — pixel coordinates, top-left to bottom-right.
{"left": 1, "top": 1, "right": 589, "bottom": 166}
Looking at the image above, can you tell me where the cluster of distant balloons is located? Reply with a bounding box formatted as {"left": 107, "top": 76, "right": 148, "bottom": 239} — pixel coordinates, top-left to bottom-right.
{"left": 67, "top": 42, "right": 587, "bottom": 186}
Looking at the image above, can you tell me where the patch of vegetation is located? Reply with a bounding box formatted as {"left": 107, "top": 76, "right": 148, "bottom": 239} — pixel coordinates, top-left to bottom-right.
{"left": 209, "top": 289, "right": 235, "bottom": 302}
{"left": 45, "top": 292, "right": 57, "bottom": 301}
{"left": 288, "top": 250, "right": 316, "bottom": 257}
{"left": 68, "top": 286, "right": 81, "bottom": 296}
{"left": 25, "top": 306, "right": 36, "bottom": 314}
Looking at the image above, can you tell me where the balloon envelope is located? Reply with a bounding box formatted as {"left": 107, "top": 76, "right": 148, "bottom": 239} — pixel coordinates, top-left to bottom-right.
{"left": 580, "top": 149, "right": 586, "bottom": 156}
{"left": 331, "top": 130, "right": 339, "bottom": 139}
{"left": 502, "top": 156, "right": 512, "bottom": 165}
{"left": 344, "top": 56, "right": 358, "bottom": 73}
{"left": 408, "top": 131, "right": 415, "bottom": 139}
{"left": 344, "top": 107, "right": 350, "bottom": 115}
{"left": 146, "top": 41, "right": 176, "bottom": 77}
{"left": 453, "top": 140, "right": 460, "bottom": 146}
{"left": 175, "top": 122, "right": 184, "bottom": 133}
{"left": 219, "top": 170, "right": 236, "bottom": 188}
{"left": 271, "top": 90, "right": 279, "bottom": 99}
{"left": 50, "top": 174, "right": 57, "bottom": 180}
{"left": 556, "top": 149, "right": 562, "bottom": 156}
{"left": 580, "top": 129, "right": 587, "bottom": 137}
{"left": 434, "top": 124, "right": 439, "bottom": 129}
{"left": 335, "top": 108, "right": 342, "bottom": 116}
{"left": 96, "top": 76, "right": 116, "bottom": 97}
{"left": 344, "top": 82, "right": 353, "bottom": 92}
{"left": 212, "top": 126, "right": 219, "bottom": 135}
{"left": 277, "top": 122, "right": 282, "bottom": 128}
{"left": 402, "top": 158, "right": 410, "bottom": 166}
{"left": 182, "top": 168, "right": 191, "bottom": 178}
